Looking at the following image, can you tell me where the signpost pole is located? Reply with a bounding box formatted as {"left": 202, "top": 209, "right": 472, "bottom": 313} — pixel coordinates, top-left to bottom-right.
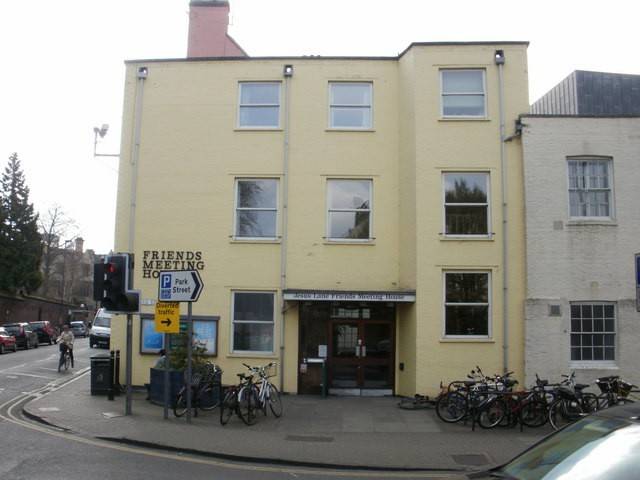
{"left": 186, "top": 302, "right": 193, "bottom": 424}
{"left": 163, "top": 332, "right": 169, "bottom": 420}
{"left": 125, "top": 313, "right": 133, "bottom": 415}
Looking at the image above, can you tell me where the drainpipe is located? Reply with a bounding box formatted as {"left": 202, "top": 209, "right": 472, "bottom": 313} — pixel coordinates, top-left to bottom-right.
{"left": 124, "top": 65, "right": 147, "bottom": 415}
{"left": 280, "top": 65, "right": 293, "bottom": 392}
{"left": 495, "top": 50, "right": 508, "bottom": 374}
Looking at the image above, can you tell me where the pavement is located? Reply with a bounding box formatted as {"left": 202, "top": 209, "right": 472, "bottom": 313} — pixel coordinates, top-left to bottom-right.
{"left": 22, "top": 371, "right": 553, "bottom": 472}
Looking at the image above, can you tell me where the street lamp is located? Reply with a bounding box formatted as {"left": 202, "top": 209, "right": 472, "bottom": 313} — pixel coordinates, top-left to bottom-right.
{"left": 93, "top": 123, "right": 120, "bottom": 158}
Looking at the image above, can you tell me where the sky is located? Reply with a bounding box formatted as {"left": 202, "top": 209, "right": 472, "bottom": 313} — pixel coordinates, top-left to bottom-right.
{"left": 1, "top": 0, "right": 638, "bottom": 254}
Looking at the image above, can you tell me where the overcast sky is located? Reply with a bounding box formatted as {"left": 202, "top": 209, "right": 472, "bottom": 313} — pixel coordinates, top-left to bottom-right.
{"left": 1, "top": 0, "right": 638, "bottom": 254}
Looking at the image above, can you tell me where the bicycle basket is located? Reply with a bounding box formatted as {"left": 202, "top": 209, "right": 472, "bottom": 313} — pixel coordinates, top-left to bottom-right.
{"left": 595, "top": 376, "right": 618, "bottom": 393}
{"left": 618, "top": 380, "right": 634, "bottom": 397}
{"left": 264, "top": 362, "right": 278, "bottom": 378}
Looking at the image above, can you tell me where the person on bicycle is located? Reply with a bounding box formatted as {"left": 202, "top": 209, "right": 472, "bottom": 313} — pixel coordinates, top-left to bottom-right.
{"left": 57, "top": 324, "right": 75, "bottom": 371}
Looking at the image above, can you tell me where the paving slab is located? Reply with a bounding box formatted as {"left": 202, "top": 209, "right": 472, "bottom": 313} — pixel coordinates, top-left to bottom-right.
{"left": 23, "top": 372, "right": 552, "bottom": 471}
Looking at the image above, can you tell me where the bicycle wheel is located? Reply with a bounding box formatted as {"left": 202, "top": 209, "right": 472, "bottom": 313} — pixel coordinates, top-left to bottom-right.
{"left": 520, "top": 399, "right": 548, "bottom": 427}
{"left": 220, "top": 389, "right": 236, "bottom": 425}
{"left": 237, "top": 385, "right": 259, "bottom": 426}
{"left": 173, "top": 389, "right": 188, "bottom": 417}
{"left": 64, "top": 354, "right": 71, "bottom": 371}
{"left": 199, "top": 384, "right": 222, "bottom": 412}
{"left": 435, "top": 391, "right": 468, "bottom": 423}
{"left": 267, "top": 384, "right": 283, "bottom": 417}
{"left": 581, "top": 393, "right": 599, "bottom": 413}
{"left": 549, "top": 399, "right": 583, "bottom": 430}
{"left": 477, "top": 398, "right": 507, "bottom": 429}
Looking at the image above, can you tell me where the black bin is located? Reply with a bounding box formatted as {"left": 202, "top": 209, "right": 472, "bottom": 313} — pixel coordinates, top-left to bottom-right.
{"left": 90, "top": 355, "right": 112, "bottom": 395}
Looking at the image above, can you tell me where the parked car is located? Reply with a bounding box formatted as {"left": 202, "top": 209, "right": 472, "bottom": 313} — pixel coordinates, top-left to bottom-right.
{"left": 469, "top": 402, "right": 640, "bottom": 479}
{"left": 29, "top": 320, "right": 57, "bottom": 345}
{"left": 70, "top": 321, "right": 87, "bottom": 337}
{"left": 89, "top": 308, "right": 111, "bottom": 348}
{"left": 0, "top": 327, "right": 18, "bottom": 354}
{"left": 3, "top": 323, "right": 39, "bottom": 350}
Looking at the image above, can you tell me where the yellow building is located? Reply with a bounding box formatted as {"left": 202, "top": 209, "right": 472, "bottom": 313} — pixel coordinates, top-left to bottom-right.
{"left": 112, "top": 39, "right": 529, "bottom": 397}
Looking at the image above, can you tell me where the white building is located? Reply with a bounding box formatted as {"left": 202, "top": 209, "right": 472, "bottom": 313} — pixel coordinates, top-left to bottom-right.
{"left": 521, "top": 107, "right": 640, "bottom": 386}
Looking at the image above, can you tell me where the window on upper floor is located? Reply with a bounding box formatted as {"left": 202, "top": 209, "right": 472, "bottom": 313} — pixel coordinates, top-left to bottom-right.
{"left": 567, "top": 157, "right": 613, "bottom": 219}
{"left": 232, "top": 291, "right": 275, "bottom": 354}
{"left": 441, "top": 70, "right": 486, "bottom": 118}
{"left": 327, "top": 179, "right": 372, "bottom": 241}
{"left": 443, "top": 172, "right": 490, "bottom": 236}
{"left": 234, "top": 179, "right": 278, "bottom": 239}
{"left": 238, "top": 82, "right": 281, "bottom": 128}
{"left": 444, "top": 271, "right": 490, "bottom": 337}
{"left": 570, "top": 303, "right": 616, "bottom": 362}
{"left": 329, "top": 82, "right": 372, "bottom": 129}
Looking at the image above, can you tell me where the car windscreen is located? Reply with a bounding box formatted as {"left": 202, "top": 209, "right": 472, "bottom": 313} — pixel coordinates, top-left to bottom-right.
{"left": 93, "top": 316, "right": 111, "bottom": 328}
{"left": 4, "top": 326, "right": 19, "bottom": 334}
{"left": 498, "top": 417, "right": 640, "bottom": 479}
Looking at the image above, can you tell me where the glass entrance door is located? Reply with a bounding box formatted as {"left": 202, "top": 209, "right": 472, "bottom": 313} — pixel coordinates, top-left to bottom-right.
{"left": 329, "top": 319, "right": 394, "bottom": 391}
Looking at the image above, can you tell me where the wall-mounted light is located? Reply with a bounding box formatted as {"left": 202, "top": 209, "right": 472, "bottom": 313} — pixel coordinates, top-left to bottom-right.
{"left": 283, "top": 64, "right": 294, "bottom": 77}
{"left": 494, "top": 50, "right": 505, "bottom": 65}
{"left": 137, "top": 66, "right": 148, "bottom": 78}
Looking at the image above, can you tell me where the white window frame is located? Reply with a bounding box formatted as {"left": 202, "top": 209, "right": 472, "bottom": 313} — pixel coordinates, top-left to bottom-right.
{"left": 328, "top": 82, "right": 373, "bottom": 130}
{"left": 442, "top": 270, "right": 492, "bottom": 339}
{"left": 237, "top": 82, "right": 281, "bottom": 129}
{"left": 442, "top": 172, "right": 491, "bottom": 238}
{"left": 326, "top": 178, "right": 373, "bottom": 242}
{"left": 233, "top": 178, "right": 279, "bottom": 241}
{"left": 231, "top": 291, "right": 276, "bottom": 355}
{"left": 569, "top": 302, "right": 617, "bottom": 367}
{"left": 567, "top": 157, "right": 615, "bottom": 220}
{"left": 440, "top": 69, "right": 487, "bottom": 119}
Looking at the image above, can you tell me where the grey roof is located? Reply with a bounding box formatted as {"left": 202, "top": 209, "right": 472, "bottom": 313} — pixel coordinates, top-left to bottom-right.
{"left": 531, "top": 70, "right": 640, "bottom": 116}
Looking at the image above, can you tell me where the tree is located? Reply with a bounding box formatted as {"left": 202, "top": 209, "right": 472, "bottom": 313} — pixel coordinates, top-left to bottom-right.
{"left": 38, "top": 204, "right": 77, "bottom": 297}
{"left": 0, "top": 153, "right": 43, "bottom": 293}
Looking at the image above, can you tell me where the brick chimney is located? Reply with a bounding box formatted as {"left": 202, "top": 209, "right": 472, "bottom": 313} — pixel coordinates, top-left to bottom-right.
{"left": 74, "top": 237, "right": 84, "bottom": 254}
{"left": 187, "top": 1, "right": 247, "bottom": 58}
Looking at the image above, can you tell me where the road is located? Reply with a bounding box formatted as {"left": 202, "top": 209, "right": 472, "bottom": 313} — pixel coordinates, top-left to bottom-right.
{"left": 0, "top": 339, "right": 464, "bottom": 480}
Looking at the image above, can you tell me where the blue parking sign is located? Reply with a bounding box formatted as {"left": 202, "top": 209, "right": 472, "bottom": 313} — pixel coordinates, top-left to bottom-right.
{"left": 161, "top": 274, "right": 171, "bottom": 289}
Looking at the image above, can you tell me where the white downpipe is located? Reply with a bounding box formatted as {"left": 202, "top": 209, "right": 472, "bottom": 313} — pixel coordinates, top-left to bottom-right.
{"left": 496, "top": 54, "right": 509, "bottom": 374}
{"left": 279, "top": 67, "right": 292, "bottom": 392}
{"left": 129, "top": 66, "right": 147, "bottom": 253}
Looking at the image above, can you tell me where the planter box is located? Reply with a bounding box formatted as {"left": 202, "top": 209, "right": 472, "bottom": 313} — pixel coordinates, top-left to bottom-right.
{"left": 148, "top": 368, "right": 222, "bottom": 408}
{"left": 148, "top": 368, "right": 184, "bottom": 406}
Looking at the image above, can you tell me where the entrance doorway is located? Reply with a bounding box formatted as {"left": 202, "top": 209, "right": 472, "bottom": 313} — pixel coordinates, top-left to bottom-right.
{"left": 298, "top": 302, "right": 395, "bottom": 395}
{"left": 330, "top": 319, "right": 394, "bottom": 393}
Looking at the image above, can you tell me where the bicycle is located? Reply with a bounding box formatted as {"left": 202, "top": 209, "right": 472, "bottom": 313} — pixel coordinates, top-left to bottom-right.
{"left": 58, "top": 344, "right": 73, "bottom": 372}
{"left": 548, "top": 372, "right": 597, "bottom": 430}
{"left": 242, "top": 362, "right": 283, "bottom": 418}
{"left": 174, "top": 363, "right": 223, "bottom": 418}
{"left": 594, "top": 376, "right": 637, "bottom": 409}
{"left": 220, "top": 372, "right": 258, "bottom": 426}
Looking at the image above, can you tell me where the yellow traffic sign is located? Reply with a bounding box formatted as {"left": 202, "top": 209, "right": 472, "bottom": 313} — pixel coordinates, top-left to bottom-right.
{"left": 154, "top": 302, "right": 180, "bottom": 333}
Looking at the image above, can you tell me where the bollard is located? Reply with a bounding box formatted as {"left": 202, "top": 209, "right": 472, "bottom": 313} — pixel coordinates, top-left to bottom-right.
{"left": 115, "top": 350, "right": 121, "bottom": 392}
{"left": 108, "top": 350, "right": 115, "bottom": 401}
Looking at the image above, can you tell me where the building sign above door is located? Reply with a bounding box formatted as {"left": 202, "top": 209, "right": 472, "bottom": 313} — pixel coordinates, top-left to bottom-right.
{"left": 283, "top": 289, "right": 416, "bottom": 303}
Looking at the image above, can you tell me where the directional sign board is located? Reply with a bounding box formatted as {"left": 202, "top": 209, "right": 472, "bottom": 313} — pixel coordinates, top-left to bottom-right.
{"left": 158, "top": 270, "right": 204, "bottom": 302}
{"left": 154, "top": 302, "right": 180, "bottom": 334}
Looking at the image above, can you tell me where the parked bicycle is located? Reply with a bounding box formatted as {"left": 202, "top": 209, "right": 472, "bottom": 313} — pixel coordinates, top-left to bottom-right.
{"left": 547, "top": 372, "right": 598, "bottom": 430}
{"left": 594, "top": 375, "right": 637, "bottom": 409}
{"left": 242, "top": 362, "right": 283, "bottom": 418}
{"left": 220, "top": 371, "right": 257, "bottom": 425}
{"left": 174, "top": 362, "right": 223, "bottom": 418}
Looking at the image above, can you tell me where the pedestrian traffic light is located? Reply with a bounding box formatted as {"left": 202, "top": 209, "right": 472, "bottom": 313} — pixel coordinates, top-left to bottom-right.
{"left": 94, "top": 253, "right": 140, "bottom": 313}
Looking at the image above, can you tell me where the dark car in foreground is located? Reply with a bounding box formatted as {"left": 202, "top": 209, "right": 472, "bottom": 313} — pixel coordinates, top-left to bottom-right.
{"left": 29, "top": 320, "right": 57, "bottom": 345}
{"left": 3, "top": 323, "right": 39, "bottom": 350}
{"left": 469, "top": 402, "right": 640, "bottom": 479}
{"left": 0, "top": 327, "right": 18, "bottom": 354}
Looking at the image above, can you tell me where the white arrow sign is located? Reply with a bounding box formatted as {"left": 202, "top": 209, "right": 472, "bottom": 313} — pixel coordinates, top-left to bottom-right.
{"left": 158, "top": 270, "right": 204, "bottom": 303}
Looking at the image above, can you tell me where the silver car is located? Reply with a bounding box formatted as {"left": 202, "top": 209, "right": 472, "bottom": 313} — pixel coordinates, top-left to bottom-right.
{"left": 69, "top": 321, "right": 87, "bottom": 337}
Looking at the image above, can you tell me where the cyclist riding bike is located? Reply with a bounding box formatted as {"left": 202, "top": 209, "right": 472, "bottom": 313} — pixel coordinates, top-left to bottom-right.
{"left": 57, "top": 324, "right": 75, "bottom": 372}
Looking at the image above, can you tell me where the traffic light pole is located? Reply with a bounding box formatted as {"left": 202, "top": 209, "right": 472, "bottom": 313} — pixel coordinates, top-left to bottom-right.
{"left": 125, "top": 313, "right": 133, "bottom": 415}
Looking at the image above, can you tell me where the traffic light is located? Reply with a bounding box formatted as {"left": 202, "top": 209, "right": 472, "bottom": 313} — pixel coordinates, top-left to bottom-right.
{"left": 94, "top": 253, "right": 139, "bottom": 313}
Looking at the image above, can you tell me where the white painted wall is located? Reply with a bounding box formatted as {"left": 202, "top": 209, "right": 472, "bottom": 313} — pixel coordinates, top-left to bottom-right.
{"left": 522, "top": 116, "right": 640, "bottom": 388}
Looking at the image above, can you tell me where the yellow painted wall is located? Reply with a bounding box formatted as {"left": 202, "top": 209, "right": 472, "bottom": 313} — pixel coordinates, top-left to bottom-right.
{"left": 113, "top": 44, "right": 528, "bottom": 396}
